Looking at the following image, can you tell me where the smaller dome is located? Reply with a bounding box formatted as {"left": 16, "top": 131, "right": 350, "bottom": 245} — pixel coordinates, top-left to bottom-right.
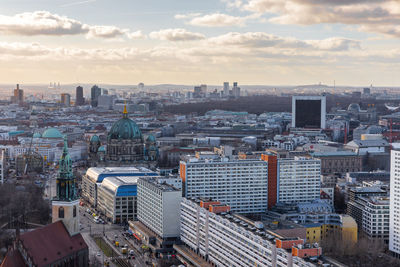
{"left": 348, "top": 103, "right": 361, "bottom": 112}
{"left": 90, "top": 135, "right": 100, "bottom": 143}
{"left": 33, "top": 132, "right": 41, "bottom": 138}
{"left": 42, "top": 128, "right": 63, "bottom": 139}
{"left": 98, "top": 146, "right": 106, "bottom": 152}
{"left": 146, "top": 134, "right": 156, "bottom": 143}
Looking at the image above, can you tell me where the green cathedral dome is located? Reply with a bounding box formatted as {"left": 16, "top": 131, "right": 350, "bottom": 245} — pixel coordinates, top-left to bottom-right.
{"left": 108, "top": 108, "right": 142, "bottom": 141}
{"left": 42, "top": 128, "right": 63, "bottom": 139}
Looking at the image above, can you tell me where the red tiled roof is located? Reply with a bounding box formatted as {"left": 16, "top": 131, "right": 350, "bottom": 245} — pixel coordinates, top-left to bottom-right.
{"left": 19, "top": 221, "right": 88, "bottom": 267}
{"left": 0, "top": 248, "right": 25, "bottom": 267}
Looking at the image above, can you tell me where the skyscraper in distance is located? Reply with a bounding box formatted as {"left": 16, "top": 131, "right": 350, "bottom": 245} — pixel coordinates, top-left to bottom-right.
{"left": 223, "top": 82, "right": 229, "bottom": 96}
{"left": 12, "top": 84, "right": 24, "bottom": 104}
{"left": 61, "top": 93, "right": 71, "bottom": 107}
{"left": 75, "top": 86, "right": 84, "bottom": 106}
{"left": 91, "top": 85, "right": 102, "bottom": 107}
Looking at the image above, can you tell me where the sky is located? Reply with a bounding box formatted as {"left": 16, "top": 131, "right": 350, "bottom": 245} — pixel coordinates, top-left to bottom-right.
{"left": 1, "top": 0, "right": 400, "bottom": 86}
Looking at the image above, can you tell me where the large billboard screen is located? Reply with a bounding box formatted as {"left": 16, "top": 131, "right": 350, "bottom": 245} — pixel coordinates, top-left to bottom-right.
{"left": 295, "top": 99, "right": 321, "bottom": 128}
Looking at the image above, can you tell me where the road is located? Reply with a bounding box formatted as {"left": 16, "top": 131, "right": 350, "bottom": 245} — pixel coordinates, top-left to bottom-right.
{"left": 79, "top": 205, "right": 151, "bottom": 267}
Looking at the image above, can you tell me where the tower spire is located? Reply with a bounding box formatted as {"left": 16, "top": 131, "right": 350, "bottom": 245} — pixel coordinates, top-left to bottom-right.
{"left": 123, "top": 101, "right": 128, "bottom": 118}
{"left": 55, "top": 135, "right": 76, "bottom": 201}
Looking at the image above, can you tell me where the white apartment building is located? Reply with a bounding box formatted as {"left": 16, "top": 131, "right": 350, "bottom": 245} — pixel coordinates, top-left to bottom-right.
{"left": 97, "top": 176, "right": 140, "bottom": 223}
{"left": 278, "top": 157, "right": 321, "bottom": 204}
{"left": 180, "top": 157, "right": 269, "bottom": 213}
{"left": 180, "top": 198, "right": 320, "bottom": 267}
{"left": 362, "top": 196, "right": 389, "bottom": 240}
{"left": 137, "top": 178, "right": 181, "bottom": 238}
{"left": 390, "top": 149, "right": 400, "bottom": 256}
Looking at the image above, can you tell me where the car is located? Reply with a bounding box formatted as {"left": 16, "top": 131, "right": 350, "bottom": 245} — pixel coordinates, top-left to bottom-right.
{"left": 96, "top": 252, "right": 101, "bottom": 257}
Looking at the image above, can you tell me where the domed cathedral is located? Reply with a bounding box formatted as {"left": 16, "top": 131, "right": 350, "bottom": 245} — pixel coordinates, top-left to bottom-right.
{"left": 106, "top": 104, "right": 144, "bottom": 162}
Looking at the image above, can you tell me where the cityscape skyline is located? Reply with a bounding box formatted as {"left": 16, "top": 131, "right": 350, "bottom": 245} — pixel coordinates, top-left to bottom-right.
{"left": 0, "top": 1, "right": 400, "bottom": 85}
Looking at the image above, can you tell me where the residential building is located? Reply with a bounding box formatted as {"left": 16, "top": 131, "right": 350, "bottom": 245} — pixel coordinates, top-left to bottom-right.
{"left": 347, "top": 187, "right": 388, "bottom": 234}
{"left": 390, "top": 149, "right": 400, "bottom": 256}
{"left": 362, "top": 196, "right": 390, "bottom": 240}
{"left": 180, "top": 155, "right": 269, "bottom": 213}
{"left": 130, "top": 178, "right": 181, "bottom": 255}
{"left": 177, "top": 198, "right": 325, "bottom": 267}
{"left": 276, "top": 156, "right": 321, "bottom": 204}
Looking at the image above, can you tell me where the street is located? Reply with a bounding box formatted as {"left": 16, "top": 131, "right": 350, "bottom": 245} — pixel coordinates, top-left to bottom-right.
{"left": 79, "top": 205, "right": 151, "bottom": 267}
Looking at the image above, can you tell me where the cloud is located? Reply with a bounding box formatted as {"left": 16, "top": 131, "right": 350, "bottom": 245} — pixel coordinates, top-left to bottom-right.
{"left": 208, "top": 32, "right": 360, "bottom": 51}
{"left": 149, "top": 28, "right": 205, "bottom": 41}
{"left": 0, "top": 11, "right": 87, "bottom": 36}
{"left": 126, "top": 30, "right": 145, "bottom": 40}
{"left": 236, "top": 0, "right": 400, "bottom": 38}
{"left": 0, "top": 11, "right": 143, "bottom": 40}
{"left": 87, "top": 26, "right": 129, "bottom": 39}
{"left": 174, "top": 13, "right": 202, "bottom": 20}
{"left": 188, "top": 13, "right": 248, "bottom": 27}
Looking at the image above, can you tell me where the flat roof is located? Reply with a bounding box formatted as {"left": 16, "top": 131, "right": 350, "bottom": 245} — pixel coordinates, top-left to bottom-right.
{"left": 86, "top": 166, "right": 158, "bottom": 183}
{"left": 311, "top": 151, "right": 358, "bottom": 157}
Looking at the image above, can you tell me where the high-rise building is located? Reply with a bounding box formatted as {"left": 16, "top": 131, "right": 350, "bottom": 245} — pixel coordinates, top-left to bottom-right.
{"left": 262, "top": 154, "right": 321, "bottom": 206}
{"left": 291, "top": 95, "right": 326, "bottom": 129}
{"left": 223, "top": 82, "right": 229, "bottom": 96}
{"left": 177, "top": 198, "right": 324, "bottom": 267}
{"left": 137, "top": 178, "right": 181, "bottom": 238}
{"left": 52, "top": 137, "right": 80, "bottom": 236}
{"left": 12, "top": 84, "right": 23, "bottom": 104}
{"left": 180, "top": 156, "right": 269, "bottom": 213}
{"left": 390, "top": 149, "right": 400, "bottom": 256}
{"left": 200, "top": 84, "right": 207, "bottom": 95}
{"left": 90, "top": 85, "right": 102, "bottom": 107}
{"left": 60, "top": 93, "right": 71, "bottom": 107}
{"left": 276, "top": 156, "right": 321, "bottom": 204}
{"left": 129, "top": 178, "right": 181, "bottom": 255}
{"left": 75, "top": 86, "right": 84, "bottom": 106}
{"left": 233, "top": 82, "right": 240, "bottom": 98}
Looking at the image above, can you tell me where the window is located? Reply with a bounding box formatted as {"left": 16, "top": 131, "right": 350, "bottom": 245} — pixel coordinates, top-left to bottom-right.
{"left": 59, "top": 207, "right": 64, "bottom": 218}
{"left": 73, "top": 206, "right": 77, "bottom": 217}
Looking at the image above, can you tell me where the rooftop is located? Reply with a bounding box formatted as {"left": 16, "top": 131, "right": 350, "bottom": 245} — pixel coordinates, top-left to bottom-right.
{"left": 311, "top": 151, "right": 358, "bottom": 157}
{"left": 139, "top": 178, "right": 180, "bottom": 192}
{"left": 18, "top": 221, "right": 87, "bottom": 267}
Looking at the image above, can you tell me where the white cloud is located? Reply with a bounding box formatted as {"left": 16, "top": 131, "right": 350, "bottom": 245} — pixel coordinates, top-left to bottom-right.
{"left": 149, "top": 28, "right": 205, "bottom": 41}
{"left": 188, "top": 13, "right": 248, "bottom": 27}
{"left": 237, "top": 0, "right": 400, "bottom": 38}
{"left": 87, "top": 25, "right": 129, "bottom": 39}
{"left": 208, "top": 32, "right": 360, "bottom": 51}
{"left": 174, "top": 13, "right": 202, "bottom": 20}
{"left": 0, "top": 11, "right": 87, "bottom": 36}
{"left": 126, "top": 30, "right": 145, "bottom": 40}
{"left": 0, "top": 11, "right": 144, "bottom": 40}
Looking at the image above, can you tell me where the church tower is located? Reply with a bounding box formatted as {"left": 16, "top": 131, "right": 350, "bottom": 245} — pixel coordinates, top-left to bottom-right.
{"left": 52, "top": 136, "right": 80, "bottom": 236}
